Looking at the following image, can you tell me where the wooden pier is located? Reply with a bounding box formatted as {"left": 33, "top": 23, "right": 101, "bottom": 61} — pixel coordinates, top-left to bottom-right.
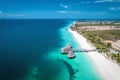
{"left": 61, "top": 43, "right": 96, "bottom": 59}
{"left": 74, "top": 49, "right": 96, "bottom": 52}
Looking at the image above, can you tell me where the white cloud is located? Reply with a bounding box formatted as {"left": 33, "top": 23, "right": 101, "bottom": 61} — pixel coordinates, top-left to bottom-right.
{"left": 7, "top": 14, "right": 25, "bottom": 17}
{"left": 109, "top": 7, "right": 120, "bottom": 11}
{"left": 56, "top": 11, "right": 68, "bottom": 13}
{"left": 81, "top": 0, "right": 120, "bottom": 4}
{"left": 0, "top": 11, "right": 2, "bottom": 14}
{"left": 94, "top": 0, "right": 120, "bottom": 3}
{"left": 59, "top": 4, "right": 69, "bottom": 9}
{"left": 56, "top": 11, "right": 80, "bottom": 14}
{"left": 94, "top": 0, "right": 113, "bottom": 3}
{"left": 0, "top": 11, "right": 4, "bottom": 17}
{"left": 0, "top": 11, "right": 25, "bottom": 17}
{"left": 81, "top": 1, "right": 91, "bottom": 4}
{"left": 110, "top": 7, "right": 116, "bottom": 10}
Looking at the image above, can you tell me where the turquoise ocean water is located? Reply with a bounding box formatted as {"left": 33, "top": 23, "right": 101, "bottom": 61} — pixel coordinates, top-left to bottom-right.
{"left": 0, "top": 19, "right": 101, "bottom": 80}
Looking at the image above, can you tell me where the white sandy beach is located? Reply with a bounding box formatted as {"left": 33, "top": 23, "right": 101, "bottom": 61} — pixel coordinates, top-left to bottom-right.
{"left": 69, "top": 28, "right": 120, "bottom": 80}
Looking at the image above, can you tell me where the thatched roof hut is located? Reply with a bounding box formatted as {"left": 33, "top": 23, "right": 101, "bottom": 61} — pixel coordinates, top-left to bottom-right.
{"left": 61, "top": 44, "right": 72, "bottom": 54}
{"left": 68, "top": 49, "right": 75, "bottom": 58}
{"left": 61, "top": 43, "right": 75, "bottom": 58}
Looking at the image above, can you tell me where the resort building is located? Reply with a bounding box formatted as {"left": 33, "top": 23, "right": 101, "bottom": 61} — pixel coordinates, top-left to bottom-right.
{"left": 73, "top": 21, "right": 120, "bottom": 31}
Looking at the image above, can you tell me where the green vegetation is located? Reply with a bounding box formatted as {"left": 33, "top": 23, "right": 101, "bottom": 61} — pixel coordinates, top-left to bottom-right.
{"left": 80, "top": 30, "right": 120, "bottom": 41}
{"left": 77, "top": 29, "right": 120, "bottom": 63}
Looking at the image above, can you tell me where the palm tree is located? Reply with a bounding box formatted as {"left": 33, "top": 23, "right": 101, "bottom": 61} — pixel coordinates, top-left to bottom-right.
{"left": 117, "top": 53, "right": 120, "bottom": 63}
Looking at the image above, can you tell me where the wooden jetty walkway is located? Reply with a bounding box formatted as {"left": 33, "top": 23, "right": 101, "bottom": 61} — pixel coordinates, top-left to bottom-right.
{"left": 74, "top": 49, "right": 96, "bottom": 52}
{"left": 61, "top": 43, "right": 96, "bottom": 59}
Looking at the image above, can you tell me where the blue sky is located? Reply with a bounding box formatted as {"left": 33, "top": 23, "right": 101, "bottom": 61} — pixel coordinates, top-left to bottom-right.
{"left": 0, "top": 0, "right": 120, "bottom": 19}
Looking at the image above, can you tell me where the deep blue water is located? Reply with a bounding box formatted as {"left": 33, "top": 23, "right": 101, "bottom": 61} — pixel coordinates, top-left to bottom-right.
{"left": 0, "top": 19, "right": 101, "bottom": 80}
{"left": 0, "top": 19, "right": 68, "bottom": 80}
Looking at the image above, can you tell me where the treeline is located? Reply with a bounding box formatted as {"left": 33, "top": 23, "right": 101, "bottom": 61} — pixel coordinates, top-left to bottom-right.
{"left": 77, "top": 29, "right": 120, "bottom": 63}
{"left": 82, "top": 30, "right": 120, "bottom": 41}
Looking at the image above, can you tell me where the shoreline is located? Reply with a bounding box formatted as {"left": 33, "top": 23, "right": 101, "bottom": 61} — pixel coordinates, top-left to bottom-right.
{"left": 68, "top": 28, "right": 120, "bottom": 80}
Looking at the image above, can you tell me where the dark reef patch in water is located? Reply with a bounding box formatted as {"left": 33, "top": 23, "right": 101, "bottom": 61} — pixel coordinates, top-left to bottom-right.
{"left": 24, "top": 58, "right": 64, "bottom": 80}
{"left": 59, "top": 59, "right": 75, "bottom": 80}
